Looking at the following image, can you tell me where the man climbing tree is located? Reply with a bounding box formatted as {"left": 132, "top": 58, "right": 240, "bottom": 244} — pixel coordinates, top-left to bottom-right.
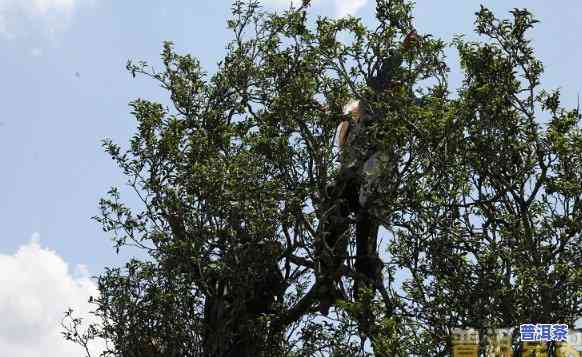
{"left": 318, "top": 28, "right": 421, "bottom": 322}
{"left": 62, "top": 1, "right": 581, "bottom": 356}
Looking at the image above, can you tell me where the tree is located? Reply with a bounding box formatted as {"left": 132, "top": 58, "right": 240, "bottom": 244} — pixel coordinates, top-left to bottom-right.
{"left": 389, "top": 7, "right": 582, "bottom": 355}
{"left": 63, "top": 1, "right": 581, "bottom": 356}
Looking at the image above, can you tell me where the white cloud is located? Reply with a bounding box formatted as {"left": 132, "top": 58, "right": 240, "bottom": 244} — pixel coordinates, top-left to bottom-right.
{"left": 0, "top": 0, "right": 93, "bottom": 39}
{"left": 30, "top": 0, "right": 76, "bottom": 15}
{"left": 0, "top": 234, "right": 104, "bottom": 357}
{"left": 30, "top": 47, "right": 43, "bottom": 56}
{"left": 262, "top": 0, "right": 306, "bottom": 7}
{"left": 333, "top": 0, "right": 367, "bottom": 17}
{"left": 0, "top": 13, "right": 11, "bottom": 38}
{"left": 261, "top": 0, "right": 368, "bottom": 18}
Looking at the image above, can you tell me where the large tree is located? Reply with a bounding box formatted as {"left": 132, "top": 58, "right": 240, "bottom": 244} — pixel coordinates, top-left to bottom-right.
{"left": 63, "top": 1, "right": 581, "bottom": 356}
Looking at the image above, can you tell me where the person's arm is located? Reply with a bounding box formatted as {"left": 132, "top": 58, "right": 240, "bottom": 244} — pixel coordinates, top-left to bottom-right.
{"left": 368, "top": 30, "right": 418, "bottom": 92}
{"left": 402, "top": 30, "right": 419, "bottom": 51}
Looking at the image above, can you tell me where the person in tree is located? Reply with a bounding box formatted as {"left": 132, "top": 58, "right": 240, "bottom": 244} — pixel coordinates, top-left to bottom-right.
{"left": 318, "top": 30, "right": 420, "bottom": 316}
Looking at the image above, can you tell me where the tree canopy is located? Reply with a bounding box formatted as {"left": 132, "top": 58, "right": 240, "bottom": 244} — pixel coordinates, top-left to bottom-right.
{"left": 63, "top": 1, "right": 581, "bottom": 356}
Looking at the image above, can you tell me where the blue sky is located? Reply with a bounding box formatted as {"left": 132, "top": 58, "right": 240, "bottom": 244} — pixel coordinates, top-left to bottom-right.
{"left": 1, "top": 1, "right": 581, "bottom": 355}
